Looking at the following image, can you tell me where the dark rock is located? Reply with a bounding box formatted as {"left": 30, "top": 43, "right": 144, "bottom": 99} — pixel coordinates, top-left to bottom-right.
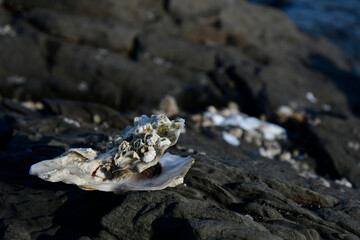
{"left": 100, "top": 191, "right": 279, "bottom": 240}
{"left": 5, "top": 0, "right": 165, "bottom": 23}
{"left": 0, "top": 102, "right": 360, "bottom": 239}
{"left": 0, "top": 104, "right": 360, "bottom": 239}
{"left": 48, "top": 41, "right": 219, "bottom": 110}
{"left": 138, "top": 31, "right": 216, "bottom": 71}
{"left": 25, "top": 9, "right": 140, "bottom": 53}
{"left": 307, "top": 116, "right": 360, "bottom": 187}
{"left": 0, "top": 0, "right": 356, "bottom": 117}
{"left": 43, "top": 99, "right": 131, "bottom": 128}
{"left": 0, "top": 7, "right": 12, "bottom": 25}
{"left": 168, "top": 0, "right": 223, "bottom": 21}
{"left": 0, "top": 25, "right": 49, "bottom": 99}
{"left": 0, "top": 0, "right": 360, "bottom": 238}
{"left": 247, "top": 0, "right": 360, "bottom": 74}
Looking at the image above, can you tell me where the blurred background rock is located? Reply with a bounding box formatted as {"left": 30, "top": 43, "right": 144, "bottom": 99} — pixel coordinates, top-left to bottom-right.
{"left": 248, "top": 0, "right": 360, "bottom": 75}
{"left": 1, "top": 0, "right": 359, "bottom": 185}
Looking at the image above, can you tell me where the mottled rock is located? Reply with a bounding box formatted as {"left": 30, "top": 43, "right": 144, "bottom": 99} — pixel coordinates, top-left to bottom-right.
{"left": 44, "top": 99, "right": 131, "bottom": 128}
{"left": 0, "top": 7, "right": 12, "bottom": 25}
{"left": 5, "top": 0, "right": 165, "bottom": 23}
{"left": 168, "top": 0, "right": 223, "bottom": 21}
{"left": 138, "top": 31, "right": 216, "bottom": 71}
{"left": 307, "top": 116, "right": 360, "bottom": 187}
{"left": 0, "top": 101, "right": 360, "bottom": 239}
{"left": 26, "top": 9, "right": 140, "bottom": 53}
{"left": 0, "top": 0, "right": 360, "bottom": 238}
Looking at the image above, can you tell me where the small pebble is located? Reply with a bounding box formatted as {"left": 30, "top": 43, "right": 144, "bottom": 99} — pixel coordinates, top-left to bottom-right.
{"left": 146, "top": 11, "right": 155, "bottom": 20}
{"left": 187, "top": 148, "right": 195, "bottom": 153}
{"left": 348, "top": 141, "right": 359, "bottom": 151}
{"left": 279, "top": 152, "right": 292, "bottom": 162}
{"left": 21, "top": 101, "right": 44, "bottom": 111}
{"left": 77, "top": 81, "right": 88, "bottom": 92}
{"left": 191, "top": 114, "right": 202, "bottom": 125}
{"left": 229, "top": 127, "right": 243, "bottom": 138}
{"left": 159, "top": 95, "right": 179, "bottom": 117}
{"left": 276, "top": 105, "right": 294, "bottom": 122}
{"left": 309, "top": 117, "right": 321, "bottom": 126}
{"left": 176, "top": 145, "right": 186, "bottom": 151}
{"left": 93, "top": 114, "right": 102, "bottom": 124}
{"left": 63, "top": 117, "right": 81, "bottom": 128}
{"left": 335, "top": 178, "right": 353, "bottom": 188}
{"left": 222, "top": 131, "right": 240, "bottom": 146}
{"left": 322, "top": 104, "right": 332, "bottom": 111}
{"left": 319, "top": 177, "right": 331, "bottom": 188}
{"left": 0, "top": 25, "right": 16, "bottom": 37}
{"left": 7, "top": 75, "right": 26, "bottom": 84}
{"left": 306, "top": 92, "right": 318, "bottom": 104}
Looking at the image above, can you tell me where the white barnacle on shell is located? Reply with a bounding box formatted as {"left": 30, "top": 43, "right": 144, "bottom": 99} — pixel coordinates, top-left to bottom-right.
{"left": 29, "top": 114, "right": 194, "bottom": 192}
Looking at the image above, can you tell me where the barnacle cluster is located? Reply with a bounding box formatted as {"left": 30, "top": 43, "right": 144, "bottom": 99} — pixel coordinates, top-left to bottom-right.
{"left": 30, "top": 114, "right": 193, "bottom": 192}
{"left": 105, "top": 114, "right": 184, "bottom": 178}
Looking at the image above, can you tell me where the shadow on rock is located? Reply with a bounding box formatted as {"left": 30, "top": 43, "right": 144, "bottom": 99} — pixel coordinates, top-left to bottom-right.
{"left": 39, "top": 190, "right": 125, "bottom": 240}
{"left": 307, "top": 53, "right": 360, "bottom": 117}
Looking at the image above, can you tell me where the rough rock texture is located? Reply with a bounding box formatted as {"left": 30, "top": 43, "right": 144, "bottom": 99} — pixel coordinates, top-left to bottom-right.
{"left": 0, "top": 100, "right": 360, "bottom": 240}
{"left": 1, "top": 0, "right": 358, "bottom": 187}
{"left": 1, "top": 0, "right": 360, "bottom": 239}
{"left": 0, "top": 0, "right": 353, "bottom": 110}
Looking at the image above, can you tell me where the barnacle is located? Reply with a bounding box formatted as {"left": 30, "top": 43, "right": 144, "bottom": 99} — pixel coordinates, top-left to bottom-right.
{"left": 30, "top": 114, "right": 194, "bottom": 192}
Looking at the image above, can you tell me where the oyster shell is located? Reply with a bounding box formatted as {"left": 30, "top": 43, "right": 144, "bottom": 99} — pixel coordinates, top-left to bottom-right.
{"left": 30, "top": 114, "right": 194, "bottom": 192}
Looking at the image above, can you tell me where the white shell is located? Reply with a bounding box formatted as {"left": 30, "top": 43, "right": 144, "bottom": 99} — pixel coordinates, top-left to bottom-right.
{"left": 30, "top": 152, "right": 194, "bottom": 192}
{"left": 29, "top": 114, "right": 195, "bottom": 192}
{"left": 203, "top": 108, "right": 286, "bottom": 141}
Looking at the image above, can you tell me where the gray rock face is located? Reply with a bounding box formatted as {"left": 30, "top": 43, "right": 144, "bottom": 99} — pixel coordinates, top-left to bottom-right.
{"left": 0, "top": 0, "right": 352, "bottom": 111}
{"left": 138, "top": 31, "right": 216, "bottom": 71}
{"left": 26, "top": 9, "right": 140, "bottom": 53}
{"left": 0, "top": 0, "right": 360, "bottom": 239}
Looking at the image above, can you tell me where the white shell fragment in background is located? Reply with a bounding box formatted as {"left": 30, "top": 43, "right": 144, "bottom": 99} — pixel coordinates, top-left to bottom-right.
{"left": 30, "top": 114, "right": 195, "bottom": 192}
{"left": 202, "top": 106, "right": 286, "bottom": 141}
{"left": 305, "top": 92, "right": 318, "bottom": 104}
{"left": 222, "top": 131, "right": 240, "bottom": 146}
{"left": 261, "top": 123, "right": 286, "bottom": 141}
{"left": 335, "top": 177, "right": 353, "bottom": 188}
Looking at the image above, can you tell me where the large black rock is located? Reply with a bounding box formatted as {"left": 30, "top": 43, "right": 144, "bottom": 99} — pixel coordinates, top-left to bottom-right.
{"left": 0, "top": 100, "right": 359, "bottom": 239}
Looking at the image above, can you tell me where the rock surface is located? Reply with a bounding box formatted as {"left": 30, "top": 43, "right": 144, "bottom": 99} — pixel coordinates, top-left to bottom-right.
{"left": 0, "top": 0, "right": 360, "bottom": 239}
{"left": 0, "top": 100, "right": 360, "bottom": 240}
{"left": 247, "top": 0, "right": 360, "bottom": 74}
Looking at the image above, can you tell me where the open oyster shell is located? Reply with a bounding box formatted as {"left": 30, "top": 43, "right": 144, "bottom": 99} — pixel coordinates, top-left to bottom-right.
{"left": 30, "top": 114, "right": 194, "bottom": 192}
